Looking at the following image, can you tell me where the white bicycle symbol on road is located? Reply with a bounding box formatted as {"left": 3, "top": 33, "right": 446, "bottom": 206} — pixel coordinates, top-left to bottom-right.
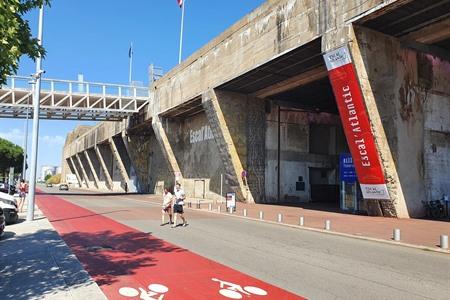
{"left": 119, "top": 283, "right": 169, "bottom": 300}
{"left": 212, "top": 278, "right": 268, "bottom": 299}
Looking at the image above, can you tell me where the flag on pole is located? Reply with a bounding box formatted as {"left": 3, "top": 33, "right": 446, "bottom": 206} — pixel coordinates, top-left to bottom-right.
{"left": 177, "top": 0, "right": 183, "bottom": 8}
{"left": 128, "top": 44, "right": 133, "bottom": 58}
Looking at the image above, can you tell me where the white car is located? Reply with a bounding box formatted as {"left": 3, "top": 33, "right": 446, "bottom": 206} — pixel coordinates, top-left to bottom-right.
{"left": 0, "top": 191, "right": 19, "bottom": 224}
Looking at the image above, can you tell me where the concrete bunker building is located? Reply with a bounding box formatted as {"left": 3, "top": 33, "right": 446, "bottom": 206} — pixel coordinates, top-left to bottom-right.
{"left": 62, "top": 0, "right": 450, "bottom": 218}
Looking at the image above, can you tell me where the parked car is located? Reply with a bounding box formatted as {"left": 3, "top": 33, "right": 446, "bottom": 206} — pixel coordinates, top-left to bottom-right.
{"left": 0, "top": 182, "right": 8, "bottom": 193}
{"left": 46, "top": 182, "right": 53, "bottom": 188}
{"left": 0, "top": 192, "right": 18, "bottom": 224}
{"left": 59, "top": 183, "right": 69, "bottom": 191}
{"left": 0, "top": 207, "right": 5, "bottom": 237}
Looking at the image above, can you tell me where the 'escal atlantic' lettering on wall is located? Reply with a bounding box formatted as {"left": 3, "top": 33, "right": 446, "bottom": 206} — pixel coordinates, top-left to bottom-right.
{"left": 190, "top": 125, "right": 214, "bottom": 144}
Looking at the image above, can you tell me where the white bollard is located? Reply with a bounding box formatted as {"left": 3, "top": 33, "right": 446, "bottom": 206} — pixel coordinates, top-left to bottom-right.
{"left": 393, "top": 228, "right": 401, "bottom": 241}
{"left": 243, "top": 209, "right": 247, "bottom": 217}
{"left": 440, "top": 235, "right": 449, "bottom": 249}
{"left": 229, "top": 206, "right": 233, "bottom": 214}
{"left": 218, "top": 205, "right": 221, "bottom": 213}
{"left": 325, "top": 220, "right": 331, "bottom": 231}
{"left": 208, "top": 203, "right": 212, "bottom": 211}
{"left": 277, "top": 213, "right": 283, "bottom": 223}
{"left": 299, "top": 216, "right": 304, "bottom": 226}
{"left": 259, "top": 211, "right": 264, "bottom": 220}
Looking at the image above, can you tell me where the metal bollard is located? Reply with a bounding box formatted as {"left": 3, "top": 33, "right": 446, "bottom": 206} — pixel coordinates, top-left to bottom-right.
{"left": 243, "top": 209, "right": 247, "bottom": 217}
{"left": 277, "top": 213, "right": 283, "bottom": 223}
{"left": 259, "top": 211, "right": 264, "bottom": 220}
{"left": 440, "top": 235, "right": 449, "bottom": 249}
{"left": 188, "top": 201, "right": 192, "bottom": 208}
{"left": 218, "top": 205, "right": 221, "bottom": 213}
{"left": 197, "top": 200, "right": 200, "bottom": 209}
{"left": 325, "top": 220, "right": 331, "bottom": 231}
{"left": 299, "top": 216, "right": 304, "bottom": 226}
{"left": 393, "top": 228, "right": 401, "bottom": 241}
{"left": 208, "top": 203, "right": 212, "bottom": 211}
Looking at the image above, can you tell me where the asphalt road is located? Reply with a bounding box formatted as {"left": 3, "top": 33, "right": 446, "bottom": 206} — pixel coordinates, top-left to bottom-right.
{"left": 40, "top": 187, "right": 450, "bottom": 300}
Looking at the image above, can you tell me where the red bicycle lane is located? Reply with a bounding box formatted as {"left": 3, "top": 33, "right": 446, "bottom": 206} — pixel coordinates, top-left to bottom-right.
{"left": 36, "top": 193, "right": 306, "bottom": 300}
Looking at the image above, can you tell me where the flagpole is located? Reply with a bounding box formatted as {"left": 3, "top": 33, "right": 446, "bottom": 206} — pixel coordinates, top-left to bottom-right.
{"left": 129, "top": 42, "right": 133, "bottom": 84}
{"left": 178, "top": 0, "right": 185, "bottom": 64}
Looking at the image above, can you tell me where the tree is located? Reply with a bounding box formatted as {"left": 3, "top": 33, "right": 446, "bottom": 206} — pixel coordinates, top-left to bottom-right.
{"left": 44, "top": 173, "right": 51, "bottom": 182}
{"left": 0, "top": 0, "right": 51, "bottom": 85}
{"left": 0, "top": 137, "right": 24, "bottom": 179}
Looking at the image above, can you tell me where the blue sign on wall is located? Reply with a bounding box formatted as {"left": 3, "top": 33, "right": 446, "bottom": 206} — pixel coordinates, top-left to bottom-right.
{"left": 340, "top": 153, "right": 357, "bottom": 183}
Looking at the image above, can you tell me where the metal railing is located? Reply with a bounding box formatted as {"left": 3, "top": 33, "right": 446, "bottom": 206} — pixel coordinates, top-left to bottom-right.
{"left": 0, "top": 76, "right": 150, "bottom": 121}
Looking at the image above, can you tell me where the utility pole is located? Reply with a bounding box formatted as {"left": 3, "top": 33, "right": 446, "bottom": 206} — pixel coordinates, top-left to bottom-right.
{"left": 27, "top": 5, "right": 44, "bottom": 222}
{"left": 21, "top": 95, "right": 30, "bottom": 181}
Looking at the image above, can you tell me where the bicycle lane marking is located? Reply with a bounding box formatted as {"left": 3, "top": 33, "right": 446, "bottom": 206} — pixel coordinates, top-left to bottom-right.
{"left": 36, "top": 193, "right": 307, "bottom": 300}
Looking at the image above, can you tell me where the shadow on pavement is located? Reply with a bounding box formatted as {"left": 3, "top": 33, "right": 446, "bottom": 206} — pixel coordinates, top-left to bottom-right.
{"left": 61, "top": 230, "right": 186, "bottom": 286}
{"left": 0, "top": 229, "right": 93, "bottom": 299}
{"left": 50, "top": 210, "right": 130, "bottom": 223}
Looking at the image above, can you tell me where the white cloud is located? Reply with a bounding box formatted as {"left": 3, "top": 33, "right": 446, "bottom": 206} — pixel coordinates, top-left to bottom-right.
{"left": 0, "top": 129, "right": 65, "bottom": 147}
{"left": 40, "top": 135, "right": 66, "bottom": 146}
{"left": 0, "top": 128, "right": 24, "bottom": 146}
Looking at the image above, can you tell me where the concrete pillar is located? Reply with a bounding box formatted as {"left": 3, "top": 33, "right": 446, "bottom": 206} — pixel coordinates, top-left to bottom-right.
{"left": 75, "top": 153, "right": 90, "bottom": 189}
{"left": 83, "top": 150, "right": 100, "bottom": 189}
{"left": 322, "top": 25, "right": 409, "bottom": 218}
{"left": 67, "top": 157, "right": 82, "bottom": 188}
{"left": 94, "top": 145, "right": 114, "bottom": 190}
{"left": 151, "top": 116, "right": 183, "bottom": 182}
{"left": 202, "top": 89, "right": 251, "bottom": 202}
{"left": 109, "top": 137, "right": 135, "bottom": 192}
{"left": 121, "top": 133, "right": 142, "bottom": 192}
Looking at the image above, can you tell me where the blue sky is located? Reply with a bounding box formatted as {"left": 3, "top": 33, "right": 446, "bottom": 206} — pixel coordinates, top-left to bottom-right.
{"left": 0, "top": 0, "right": 265, "bottom": 175}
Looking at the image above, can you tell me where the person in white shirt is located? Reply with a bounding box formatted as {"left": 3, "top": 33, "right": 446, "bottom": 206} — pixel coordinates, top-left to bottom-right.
{"left": 161, "top": 188, "right": 173, "bottom": 226}
{"left": 172, "top": 183, "right": 188, "bottom": 228}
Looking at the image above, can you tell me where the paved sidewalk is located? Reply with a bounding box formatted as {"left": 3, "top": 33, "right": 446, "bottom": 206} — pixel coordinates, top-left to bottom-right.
{"left": 0, "top": 204, "right": 107, "bottom": 300}
{"left": 60, "top": 188, "right": 450, "bottom": 252}
{"left": 131, "top": 194, "right": 450, "bottom": 252}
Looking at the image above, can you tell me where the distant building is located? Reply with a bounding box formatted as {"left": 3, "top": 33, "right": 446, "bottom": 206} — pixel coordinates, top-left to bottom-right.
{"left": 40, "top": 166, "right": 59, "bottom": 181}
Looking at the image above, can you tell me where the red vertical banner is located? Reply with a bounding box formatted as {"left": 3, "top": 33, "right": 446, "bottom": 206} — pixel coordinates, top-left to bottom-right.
{"left": 323, "top": 45, "right": 390, "bottom": 200}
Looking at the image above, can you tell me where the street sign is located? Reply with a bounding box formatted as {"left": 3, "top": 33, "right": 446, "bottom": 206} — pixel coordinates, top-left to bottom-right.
{"left": 226, "top": 192, "right": 236, "bottom": 209}
{"left": 340, "top": 153, "right": 357, "bottom": 183}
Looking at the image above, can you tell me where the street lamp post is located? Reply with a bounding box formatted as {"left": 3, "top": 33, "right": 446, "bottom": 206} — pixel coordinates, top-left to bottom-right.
{"left": 26, "top": 5, "right": 45, "bottom": 222}
{"left": 21, "top": 94, "right": 30, "bottom": 181}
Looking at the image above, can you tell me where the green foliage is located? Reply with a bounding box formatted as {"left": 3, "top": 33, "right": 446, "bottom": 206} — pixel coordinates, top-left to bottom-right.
{"left": 0, "top": 137, "right": 24, "bottom": 175}
{"left": 44, "top": 173, "right": 51, "bottom": 181}
{"left": 0, "top": 0, "right": 51, "bottom": 85}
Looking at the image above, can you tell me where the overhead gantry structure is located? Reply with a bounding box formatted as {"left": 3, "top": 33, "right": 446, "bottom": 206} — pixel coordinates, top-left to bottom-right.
{"left": 0, "top": 76, "right": 150, "bottom": 121}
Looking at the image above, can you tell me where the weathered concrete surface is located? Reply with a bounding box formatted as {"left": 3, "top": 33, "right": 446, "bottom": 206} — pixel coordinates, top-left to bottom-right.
{"left": 265, "top": 107, "right": 346, "bottom": 203}
{"left": 61, "top": 0, "right": 450, "bottom": 218}
{"left": 348, "top": 25, "right": 450, "bottom": 217}
{"left": 151, "top": 0, "right": 396, "bottom": 116}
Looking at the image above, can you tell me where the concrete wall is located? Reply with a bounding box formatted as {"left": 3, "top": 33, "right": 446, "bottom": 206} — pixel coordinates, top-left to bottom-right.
{"left": 265, "top": 107, "right": 346, "bottom": 203}
{"left": 353, "top": 26, "right": 450, "bottom": 217}
{"left": 164, "top": 112, "right": 231, "bottom": 201}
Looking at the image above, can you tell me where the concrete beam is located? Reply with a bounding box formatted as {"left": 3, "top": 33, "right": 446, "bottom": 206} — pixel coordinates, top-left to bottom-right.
{"left": 252, "top": 66, "right": 328, "bottom": 98}
{"left": 83, "top": 150, "right": 100, "bottom": 189}
{"left": 202, "top": 89, "right": 251, "bottom": 203}
{"left": 67, "top": 157, "right": 82, "bottom": 188}
{"left": 94, "top": 146, "right": 114, "bottom": 191}
{"left": 75, "top": 153, "right": 90, "bottom": 189}
{"left": 151, "top": 116, "right": 183, "bottom": 181}
{"left": 108, "top": 137, "right": 133, "bottom": 191}
{"left": 401, "top": 19, "right": 450, "bottom": 44}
